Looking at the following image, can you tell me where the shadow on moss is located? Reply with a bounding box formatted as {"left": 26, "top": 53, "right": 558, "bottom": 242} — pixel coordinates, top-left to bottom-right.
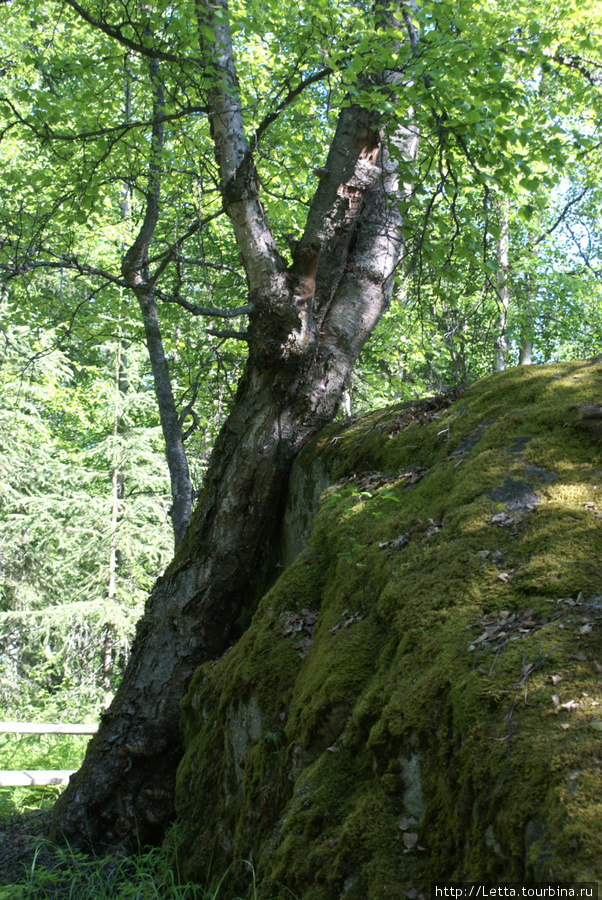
{"left": 174, "top": 360, "right": 602, "bottom": 899}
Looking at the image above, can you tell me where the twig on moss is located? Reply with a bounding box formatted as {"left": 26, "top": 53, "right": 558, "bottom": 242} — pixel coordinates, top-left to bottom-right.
{"left": 488, "top": 638, "right": 508, "bottom": 675}
{"left": 486, "top": 643, "right": 559, "bottom": 799}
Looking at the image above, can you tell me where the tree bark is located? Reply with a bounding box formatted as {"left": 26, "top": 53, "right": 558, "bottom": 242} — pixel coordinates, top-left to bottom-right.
{"left": 50, "top": 0, "right": 418, "bottom": 849}
{"left": 519, "top": 333, "right": 533, "bottom": 365}
{"left": 519, "top": 272, "right": 535, "bottom": 366}
{"left": 102, "top": 333, "right": 128, "bottom": 710}
{"left": 493, "top": 198, "right": 510, "bottom": 373}
{"left": 120, "top": 46, "right": 194, "bottom": 549}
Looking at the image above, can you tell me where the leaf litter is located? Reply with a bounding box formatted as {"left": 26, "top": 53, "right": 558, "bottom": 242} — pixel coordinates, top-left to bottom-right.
{"left": 281, "top": 608, "right": 319, "bottom": 659}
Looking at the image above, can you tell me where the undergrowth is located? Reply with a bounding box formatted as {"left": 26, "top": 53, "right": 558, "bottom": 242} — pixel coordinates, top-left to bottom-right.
{"left": 0, "top": 741, "right": 275, "bottom": 899}
{"left": 0, "top": 732, "right": 88, "bottom": 819}
{"left": 0, "top": 704, "right": 290, "bottom": 898}
{"left": 0, "top": 830, "right": 281, "bottom": 900}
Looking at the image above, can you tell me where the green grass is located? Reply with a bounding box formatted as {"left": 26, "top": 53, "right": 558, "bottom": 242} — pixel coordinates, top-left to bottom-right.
{"left": 1, "top": 842, "right": 209, "bottom": 899}
{"left": 0, "top": 841, "right": 291, "bottom": 899}
{"left": 0, "top": 720, "right": 298, "bottom": 898}
{"left": 0, "top": 730, "right": 89, "bottom": 819}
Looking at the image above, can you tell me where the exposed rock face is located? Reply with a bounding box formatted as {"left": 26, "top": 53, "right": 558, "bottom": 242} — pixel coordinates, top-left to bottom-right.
{"left": 173, "top": 360, "right": 602, "bottom": 898}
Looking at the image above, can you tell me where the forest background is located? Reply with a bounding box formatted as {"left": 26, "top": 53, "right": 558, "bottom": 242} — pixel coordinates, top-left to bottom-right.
{"left": 0, "top": 0, "right": 600, "bottom": 845}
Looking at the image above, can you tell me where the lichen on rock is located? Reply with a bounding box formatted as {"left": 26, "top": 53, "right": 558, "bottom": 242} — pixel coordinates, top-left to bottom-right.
{"left": 174, "top": 359, "right": 602, "bottom": 898}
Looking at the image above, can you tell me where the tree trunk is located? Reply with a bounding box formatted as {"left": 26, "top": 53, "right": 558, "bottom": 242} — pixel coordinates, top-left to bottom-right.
{"left": 102, "top": 334, "right": 128, "bottom": 710}
{"left": 519, "top": 333, "right": 533, "bottom": 365}
{"left": 493, "top": 198, "right": 510, "bottom": 372}
{"left": 51, "top": 0, "right": 418, "bottom": 849}
{"left": 136, "top": 287, "right": 194, "bottom": 548}
{"left": 519, "top": 273, "right": 535, "bottom": 366}
{"left": 120, "top": 48, "right": 194, "bottom": 549}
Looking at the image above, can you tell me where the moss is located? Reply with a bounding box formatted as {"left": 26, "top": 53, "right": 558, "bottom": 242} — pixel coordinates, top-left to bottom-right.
{"left": 173, "top": 359, "right": 602, "bottom": 898}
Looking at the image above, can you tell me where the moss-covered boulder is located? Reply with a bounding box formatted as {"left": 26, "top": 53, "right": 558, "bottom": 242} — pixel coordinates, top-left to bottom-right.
{"left": 174, "top": 360, "right": 602, "bottom": 898}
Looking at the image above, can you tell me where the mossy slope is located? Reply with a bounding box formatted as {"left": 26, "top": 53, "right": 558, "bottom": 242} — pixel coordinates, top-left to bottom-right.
{"left": 174, "top": 360, "right": 602, "bottom": 898}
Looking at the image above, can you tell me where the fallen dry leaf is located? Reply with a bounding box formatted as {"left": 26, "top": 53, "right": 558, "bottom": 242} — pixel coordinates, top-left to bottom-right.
{"left": 593, "top": 661, "right": 602, "bottom": 673}
{"left": 552, "top": 694, "right": 560, "bottom": 710}
{"left": 379, "top": 531, "right": 411, "bottom": 551}
{"left": 402, "top": 832, "right": 419, "bottom": 849}
{"left": 473, "top": 632, "right": 490, "bottom": 645}
{"left": 292, "top": 636, "right": 314, "bottom": 658}
{"left": 329, "top": 610, "right": 365, "bottom": 635}
{"left": 546, "top": 674, "right": 563, "bottom": 685}
{"left": 466, "top": 608, "right": 544, "bottom": 652}
{"left": 567, "top": 652, "right": 587, "bottom": 662}
{"left": 281, "top": 609, "right": 319, "bottom": 658}
{"left": 422, "top": 519, "right": 442, "bottom": 540}
{"left": 490, "top": 512, "right": 509, "bottom": 524}
{"left": 561, "top": 699, "right": 581, "bottom": 710}
{"left": 399, "top": 467, "right": 428, "bottom": 488}
{"left": 560, "top": 723, "right": 570, "bottom": 731}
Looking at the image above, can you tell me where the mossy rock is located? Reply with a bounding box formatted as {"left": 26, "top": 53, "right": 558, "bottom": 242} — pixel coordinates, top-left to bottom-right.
{"left": 173, "top": 359, "right": 602, "bottom": 898}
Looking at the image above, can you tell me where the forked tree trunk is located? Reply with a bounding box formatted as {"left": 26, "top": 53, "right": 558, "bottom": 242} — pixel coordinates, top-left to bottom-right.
{"left": 51, "top": 0, "right": 418, "bottom": 849}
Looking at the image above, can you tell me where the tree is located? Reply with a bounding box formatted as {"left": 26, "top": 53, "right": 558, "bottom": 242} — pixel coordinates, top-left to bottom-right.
{"left": 0, "top": 311, "right": 173, "bottom": 719}
{"left": 44, "top": 0, "right": 418, "bottom": 847}
{"left": 0, "top": 0, "right": 599, "bottom": 849}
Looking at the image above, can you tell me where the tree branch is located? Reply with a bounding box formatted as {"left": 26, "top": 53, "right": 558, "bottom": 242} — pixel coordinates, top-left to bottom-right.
{"left": 566, "top": 223, "right": 602, "bottom": 281}
{"left": 0, "top": 96, "right": 208, "bottom": 143}
{"left": 148, "top": 209, "right": 225, "bottom": 286}
{"left": 300, "top": 1, "right": 420, "bottom": 320}
{"left": 156, "top": 289, "right": 254, "bottom": 318}
{"left": 63, "top": 0, "right": 185, "bottom": 64}
{"left": 252, "top": 67, "right": 333, "bottom": 146}
{"left": 121, "top": 55, "right": 164, "bottom": 286}
{"left": 197, "top": 0, "right": 287, "bottom": 294}
{"left": 551, "top": 52, "right": 602, "bottom": 86}
{"left": 205, "top": 328, "right": 250, "bottom": 341}
{"left": 0, "top": 253, "right": 127, "bottom": 290}
{"left": 173, "top": 259, "right": 246, "bottom": 281}
{"left": 179, "top": 380, "right": 200, "bottom": 442}
{"left": 528, "top": 186, "right": 590, "bottom": 249}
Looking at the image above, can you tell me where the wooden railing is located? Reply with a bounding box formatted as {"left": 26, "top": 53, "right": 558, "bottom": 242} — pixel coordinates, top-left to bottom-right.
{"left": 0, "top": 722, "right": 98, "bottom": 787}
